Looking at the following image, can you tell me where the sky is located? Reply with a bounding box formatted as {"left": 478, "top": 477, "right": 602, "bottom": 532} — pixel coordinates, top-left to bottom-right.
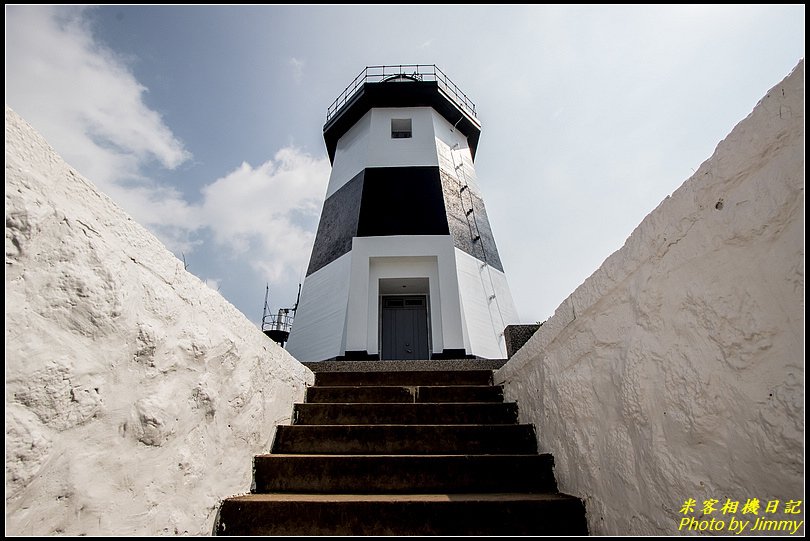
{"left": 5, "top": 5, "right": 805, "bottom": 328}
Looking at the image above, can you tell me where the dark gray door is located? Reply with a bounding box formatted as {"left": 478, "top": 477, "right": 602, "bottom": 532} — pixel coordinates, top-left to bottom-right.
{"left": 381, "top": 296, "right": 429, "bottom": 360}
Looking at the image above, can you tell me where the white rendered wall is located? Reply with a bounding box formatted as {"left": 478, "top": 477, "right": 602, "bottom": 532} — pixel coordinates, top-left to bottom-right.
{"left": 368, "top": 107, "right": 439, "bottom": 168}
{"left": 495, "top": 61, "right": 804, "bottom": 535}
{"left": 4, "top": 107, "right": 313, "bottom": 536}
{"left": 326, "top": 111, "right": 371, "bottom": 198}
{"left": 295, "top": 235, "right": 519, "bottom": 360}
{"left": 345, "top": 236, "right": 465, "bottom": 356}
{"left": 454, "top": 248, "right": 520, "bottom": 359}
{"left": 326, "top": 107, "right": 441, "bottom": 198}
{"left": 367, "top": 257, "right": 442, "bottom": 354}
{"left": 285, "top": 252, "right": 352, "bottom": 361}
{"left": 433, "top": 110, "right": 480, "bottom": 193}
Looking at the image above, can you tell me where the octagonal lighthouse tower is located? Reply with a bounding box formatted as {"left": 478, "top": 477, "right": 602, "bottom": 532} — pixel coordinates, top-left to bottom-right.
{"left": 286, "top": 65, "right": 519, "bottom": 362}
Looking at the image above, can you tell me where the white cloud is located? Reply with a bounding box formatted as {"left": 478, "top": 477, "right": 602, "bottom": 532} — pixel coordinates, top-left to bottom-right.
{"left": 289, "top": 57, "right": 305, "bottom": 84}
{"left": 5, "top": 6, "right": 190, "bottom": 190}
{"left": 199, "top": 148, "right": 330, "bottom": 282}
{"left": 5, "top": 6, "right": 330, "bottom": 288}
{"left": 5, "top": 5, "right": 199, "bottom": 255}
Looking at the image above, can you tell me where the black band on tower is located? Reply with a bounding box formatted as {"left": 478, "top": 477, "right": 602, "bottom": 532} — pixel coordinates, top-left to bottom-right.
{"left": 307, "top": 166, "right": 503, "bottom": 276}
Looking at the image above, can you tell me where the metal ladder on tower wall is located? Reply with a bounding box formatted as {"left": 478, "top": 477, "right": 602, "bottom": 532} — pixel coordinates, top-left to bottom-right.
{"left": 446, "top": 143, "right": 507, "bottom": 356}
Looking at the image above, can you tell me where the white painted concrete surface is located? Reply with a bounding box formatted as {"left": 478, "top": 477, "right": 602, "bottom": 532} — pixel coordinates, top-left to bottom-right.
{"left": 496, "top": 61, "right": 804, "bottom": 535}
{"left": 292, "top": 234, "right": 519, "bottom": 361}
{"left": 348, "top": 236, "right": 465, "bottom": 356}
{"left": 367, "top": 107, "right": 440, "bottom": 169}
{"left": 4, "top": 106, "right": 313, "bottom": 536}
{"left": 286, "top": 251, "right": 353, "bottom": 361}
{"left": 326, "top": 107, "right": 441, "bottom": 198}
{"left": 454, "top": 248, "right": 520, "bottom": 359}
{"left": 433, "top": 110, "right": 481, "bottom": 193}
{"left": 326, "top": 111, "right": 371, "bottom": 198}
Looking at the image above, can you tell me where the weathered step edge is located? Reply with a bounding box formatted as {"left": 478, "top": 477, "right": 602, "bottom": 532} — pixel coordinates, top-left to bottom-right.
{"left": 293, "top": 402, "right": 519, "bottom": 425}
{"left": 252, "top": 453, "right": 558, "bottom": 494}
{"left": 272, "top": 424, "right": 539, "bottom": 455}
{"left": 306, "top": 385, "right": 505, "bottom": 404}
{"left": 314, "top": 370, "right": 493, "bottom": 387}
{"left": 217, "top": 493, "right": 589, "bottom": 536}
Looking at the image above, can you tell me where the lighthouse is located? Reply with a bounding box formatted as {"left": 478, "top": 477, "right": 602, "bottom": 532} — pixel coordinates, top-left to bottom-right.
{"left": 286, "top": 65, "right": 519, "bottom": 362}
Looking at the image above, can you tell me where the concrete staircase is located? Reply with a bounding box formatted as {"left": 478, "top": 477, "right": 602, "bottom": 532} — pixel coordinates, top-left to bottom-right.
{"left": 216, "top": 363, "right": 588, "bottom": 535}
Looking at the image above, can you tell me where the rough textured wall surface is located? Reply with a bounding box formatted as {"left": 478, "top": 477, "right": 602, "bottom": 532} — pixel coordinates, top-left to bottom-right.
{"left": 5, "top": 106, "right": 313, "bottom": 536}
{"left": 496, "top": 61, "right": 804, "bottom": 535}
{"left": 504, "top": 324, "right": 541, "bottom": 358}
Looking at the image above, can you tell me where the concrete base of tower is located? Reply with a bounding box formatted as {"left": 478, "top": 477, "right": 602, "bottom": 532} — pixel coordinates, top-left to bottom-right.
{"left": 287, "top": 236, "right": 519, "bottom": 363}
{"left": 310, "top": 348, "right": 478, "bottom": 363}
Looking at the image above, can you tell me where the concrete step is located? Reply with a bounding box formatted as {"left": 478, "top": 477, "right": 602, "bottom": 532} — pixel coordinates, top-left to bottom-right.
{"left": 293, "top": 402, "right": 518, "bottom": 425}
{"left": 217, "top": 493, "right": 588, "bottom": 535}
{"left": 306, "top": 385, "right": 504, "bottom": 404}
{"left": 272, "top": 424, "right": 538, "bottom": 454}
{"left": 314, "top": 370, "right": 493, "bottom": 387}
{"left": 253, "top": 454, "right": 557, "bottom": 494}
{"left": 303, "top": 359, "right": 508, "bottom": 372}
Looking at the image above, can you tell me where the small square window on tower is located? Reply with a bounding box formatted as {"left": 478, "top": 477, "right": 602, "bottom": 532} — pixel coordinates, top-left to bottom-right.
{"left": 391, "top": 118, "right": 412, "bottom": 139}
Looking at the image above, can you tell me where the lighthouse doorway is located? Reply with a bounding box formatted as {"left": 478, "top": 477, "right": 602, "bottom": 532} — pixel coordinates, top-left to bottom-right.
{"left": 380, "top": 295, "right": 430, "bottom": 360}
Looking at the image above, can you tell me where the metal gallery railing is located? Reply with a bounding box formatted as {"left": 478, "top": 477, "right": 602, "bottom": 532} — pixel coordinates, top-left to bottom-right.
{"left": 262, "top": 309, "right": 294, "bottom": 334}
{"left": 326, "top": 64, "right": 477, "bottom": 122}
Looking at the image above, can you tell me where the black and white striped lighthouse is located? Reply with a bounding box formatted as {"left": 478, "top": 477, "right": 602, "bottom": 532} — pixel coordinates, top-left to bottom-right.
{"left": 287, "top": 65, "right": 518, "bottom": 361}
